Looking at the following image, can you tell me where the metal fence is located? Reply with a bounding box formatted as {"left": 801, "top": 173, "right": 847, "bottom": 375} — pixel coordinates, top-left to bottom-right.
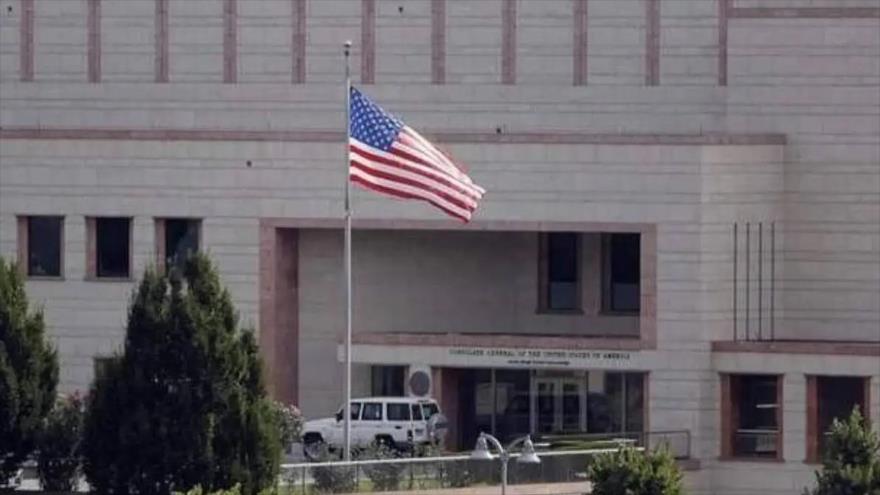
{"left": 277, "top": 445, "right": 641, "bottom": 494}
{"left": 535, "top": 430, "right": 691, "bottom": 460}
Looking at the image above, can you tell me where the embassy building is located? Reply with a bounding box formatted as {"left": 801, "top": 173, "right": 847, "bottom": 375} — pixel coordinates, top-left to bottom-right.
{"left": 1, "top": 1, "right": 878, "bottom": 494}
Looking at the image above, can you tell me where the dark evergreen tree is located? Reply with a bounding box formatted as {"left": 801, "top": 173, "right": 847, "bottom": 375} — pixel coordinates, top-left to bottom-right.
{"left": 82, "top": 254, "right": 280, "bottom": 494}
{"left": 0, "top": 257, "right": 59, "bottom": 486}
{"left": 804, "top": 407, "right": 880, "bottom": 495}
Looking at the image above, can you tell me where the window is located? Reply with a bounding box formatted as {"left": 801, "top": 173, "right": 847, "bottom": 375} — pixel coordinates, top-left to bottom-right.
{"left": 539, "top": 232, "right": 581, "bottom": 311}
{"left": 722, "top": 374, "right": 782, "bottom": 460}
{"left": 371, "top": 365, "right": 406, "bottom": 396}
{"left": 338, "top": 402, "right": 361, "bottom": 421}
{"left": 362, "top": 403, "right": 383, "bottom": 421}
{"left": 807, "top": 376, "right": 869, "bottom": 462}
{"left": 93, "top": 356, "right": 116, "bottom": 381}
{"left": 411, "top": 404, "right": 423, "bottom": 421}
{"left": 20, "top": 216, "right": 63, "bottom": 277}
{"left": 162, "top": 218, "right": 200, "bottom": 272}
{"left": 387, "top": 403, "right": 411, "bottom": 421}
{"left": 93, "top": 217, "right": 131, "bottom": 279}
{"left": 603, "top": 233, "right": 640, "bottom": 313}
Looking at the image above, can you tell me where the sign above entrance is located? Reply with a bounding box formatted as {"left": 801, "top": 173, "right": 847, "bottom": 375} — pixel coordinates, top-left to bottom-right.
{"left": 448, "top": 347, "right": 633, "bottom": 369}
{"left": 345, "top": 342, "right": 642, "bottom": 370}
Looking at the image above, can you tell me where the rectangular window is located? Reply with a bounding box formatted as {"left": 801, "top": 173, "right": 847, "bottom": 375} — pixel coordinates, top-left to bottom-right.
{"left": 411, "top": 404, "right": 423, "bottom": 421}
{"left": 387, "top": 403, "right": 411, "bottom": 421}
{"left": 22, "top": 216, "right": 63, "bottom": 277}
{"left": 723, "top": 374, "right": 782, "bottom": 460}
{"left": 603, "top": 233, "right": 641, "bottom": 313}
{"left": 350, "top": 402, "right": 362, "bottom": 420}
{"left": 371, "top": 365, "right": 406, "bottom": 397}
{"left": 361, "top": 402, "right": 383, "bottom": 421}
{"left": 539, "top": 232, "right": 581, "bottom": 311}
{"left": 808, "top": 376, "right": 868, "bottom": 462}
{"left": 163, "top": 218, "right": 200, "bottom": 272}
{"left": 94, "top": 217, "right": 131, "bottom": 279}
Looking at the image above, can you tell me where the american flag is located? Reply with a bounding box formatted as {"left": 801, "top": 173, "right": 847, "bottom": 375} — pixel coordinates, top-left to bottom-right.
{"left": 349, "top": 87, "right": 486, "bottom": 222}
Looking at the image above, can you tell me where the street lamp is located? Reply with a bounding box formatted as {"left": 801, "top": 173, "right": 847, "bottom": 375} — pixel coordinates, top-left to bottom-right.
{"left": 470, "top": 432, "right": 541, "bottom": 495}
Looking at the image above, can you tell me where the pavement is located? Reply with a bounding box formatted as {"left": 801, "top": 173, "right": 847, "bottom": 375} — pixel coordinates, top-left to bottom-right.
{"left": 337, "top": 482, "right": 591, "bottom": 495}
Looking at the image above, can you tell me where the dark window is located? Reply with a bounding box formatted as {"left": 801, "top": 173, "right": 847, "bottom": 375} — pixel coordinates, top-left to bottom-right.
{"left": 728, "top": 374, "right": 781, "bottom": 459}
{"left": 371, "top": 365, "right": 406, "bottom": 396}
{"left": 603, "top": 233, "right": 640, "bottom": 312}
{"left": 96, "top": 218, "right": 131, "bottom": 278}
{"left": 26, "top": 216, "right": 63, "bottom": 277}
{"left": 362, "top": 403, "right": 383, "bottom": 421}
{"left": 350, "top": 402, "right": 362, "bottom": 420}
{"left": 164, "top": 219, "right": 200, "bottom": 272}
{"left": 387, "top": 403, "right": 410, "bottom": 421}
{"left": 411, "top": 404, "right": 423, "bottom": 421}
{"left": 541, "top": 232, "right": 581, "bottom": 311}
{"left": 816, "top": 376, "right": 867, "bottom": 457}
{"left": 93, "top": 356, "right": 116, "bottom": 381}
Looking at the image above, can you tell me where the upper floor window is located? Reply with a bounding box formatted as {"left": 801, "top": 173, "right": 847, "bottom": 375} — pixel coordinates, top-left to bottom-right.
{"left": 722, "top": 374, "right": 783, "bottom": 460}
{"left": 539, "top": 232, "right": 581, "bottom": 311}
{"left": 602, "top": 233, "right": 640, "bottom": 313}
{"left": 808, "top": 376, "right": 869, "bottom": 462}
{"left": 19, "top": 216, "right": 64, "bottom": 278}
{"left": 160, "top": 218, "right": 201, "bottom": 272}
{"left": 92, "top": 217, "right": 131, "bottom": 279}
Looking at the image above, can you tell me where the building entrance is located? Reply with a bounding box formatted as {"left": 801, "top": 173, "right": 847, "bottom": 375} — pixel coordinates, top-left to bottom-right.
{"left": 533, "top": 376, "right": 586, "bottom": 434}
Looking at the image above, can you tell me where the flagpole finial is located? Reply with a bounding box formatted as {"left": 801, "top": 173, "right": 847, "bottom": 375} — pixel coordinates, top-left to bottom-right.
{"left": 344, "top": 40, "right": 352, "bottom": 55}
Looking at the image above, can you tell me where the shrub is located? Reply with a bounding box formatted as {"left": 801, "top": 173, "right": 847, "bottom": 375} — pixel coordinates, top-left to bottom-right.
{"left": 37, "top": 393, "right": 84, "bottom": 492}
{"left": 804, "top": 407, "right": 880, "bottom": 495}
{"left": 0, "top": 257, "right": 59, "bottom": 486}
{"left": 588, "top": 445, "right": 684, "bottom": 495}
{"left": 274, "top": 401, "right": 304, "bottom": 453}
{"left": 361, "top": 441, "right": 405, "bottom": 491}
{"left": 310, "top": 445, "right": 356, "bottom": 494}
{"left": 82, "top": 255, "right": 280, "bottom": 495}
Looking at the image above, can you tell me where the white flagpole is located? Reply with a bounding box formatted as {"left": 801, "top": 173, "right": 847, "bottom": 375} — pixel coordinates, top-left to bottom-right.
{"left": 342, "top": 40, "right": 353, "bottom": 462}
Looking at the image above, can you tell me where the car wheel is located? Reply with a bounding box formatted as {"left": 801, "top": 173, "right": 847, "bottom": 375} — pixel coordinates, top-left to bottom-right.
{"left": 302, "top": 433, "right": 325, "bottom": 461}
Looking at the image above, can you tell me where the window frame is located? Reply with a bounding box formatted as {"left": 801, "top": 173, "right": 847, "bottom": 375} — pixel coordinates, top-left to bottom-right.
{"left": 806, "top": 375, "right": 870, "bottom": 463}
{"left": 87, "top": 216, "right": 133, "bottom": 281}
{"left": 537, "top": 232, "right": 583, "bottom": 314}
{"left": 720, "top": 373, "right": 784, "bottom": 462}
{"left": 18, "top": 215, "right": 65, "bottom": 279}
{"left": 601, "top": 233, "right": 642, "bottom": 315}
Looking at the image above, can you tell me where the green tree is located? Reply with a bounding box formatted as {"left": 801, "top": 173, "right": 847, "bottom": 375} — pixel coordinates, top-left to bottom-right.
{"left": 588, "top": 445, "right": 684, "bottom": 495}
{"left": 0, "top": 257, "right": 59, "bottom": 486}
{"left": 82, "top": 254, "right": 280, "bottom": 494}
{"left": 37, "top": 393, "right": 85, "bottom": 492}
{"left": 804, "top": 407, "right": 880, "bottom": 495}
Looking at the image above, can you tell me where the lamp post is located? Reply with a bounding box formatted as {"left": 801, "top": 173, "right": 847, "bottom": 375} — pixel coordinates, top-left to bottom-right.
{"left": 470, "top": 432, "right": 541, "bottom": 495}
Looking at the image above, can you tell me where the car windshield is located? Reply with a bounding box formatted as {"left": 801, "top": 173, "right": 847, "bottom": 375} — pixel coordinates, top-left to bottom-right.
{"left": 421, "top": 402, "right": 439, "bottom": 418}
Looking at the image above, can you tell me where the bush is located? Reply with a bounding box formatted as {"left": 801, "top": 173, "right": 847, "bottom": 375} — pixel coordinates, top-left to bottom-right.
{"left": 274, "top": 401, "right": 304, "bottom": 453}
{"left": 588, "top": 446, "right": 684, "bottom": 495}
{"left": 37, "top": 393, "right": 84, "bottom": 492}
{"left": 361, "top": 442, "right": 405, "bottom": 491}
{"left": 310, "top": 445, "right": 356, "bottom": 494}
{"left": 82, "top": 255, "right": 280, "bottom": 495}
{"left": 0, "top": 257, "right": 60, "bottom": 486}
{"left": 804, "top": 407, "right": 880, "bottom": 495}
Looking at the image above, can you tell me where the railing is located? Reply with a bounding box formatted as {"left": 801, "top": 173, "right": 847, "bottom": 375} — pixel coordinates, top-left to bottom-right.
{"left": 535, "top": 430, "right": 691, "bottom": 460}
{"left": 733, "top": 429, "right": 779, "bottom": 459}
{"left": 278, "top": 446, "right": 636, "bottom": 494}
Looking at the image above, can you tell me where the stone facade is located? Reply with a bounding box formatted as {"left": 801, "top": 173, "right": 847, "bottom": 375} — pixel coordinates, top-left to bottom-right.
{"left": 1, "top": 1, "right": 879, "bottom": 494}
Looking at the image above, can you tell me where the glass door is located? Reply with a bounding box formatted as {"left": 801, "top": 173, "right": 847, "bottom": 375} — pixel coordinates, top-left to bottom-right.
{"left": 533, "top": 377, "right": 585, "bottom": 434}
{"left": 536, "top": 380, "right": 557, "bottom": 434}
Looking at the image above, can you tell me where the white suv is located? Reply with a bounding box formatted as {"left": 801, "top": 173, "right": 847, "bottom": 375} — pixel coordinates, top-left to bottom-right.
{"left": 302, "top": 397, "right": 447, "bottom": 459}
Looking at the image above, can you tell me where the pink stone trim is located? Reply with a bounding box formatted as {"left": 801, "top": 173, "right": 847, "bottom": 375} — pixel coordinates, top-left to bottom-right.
{"left": 352, "top": 332, "right": 647, "bottom": 351}
{"left": 718, "top": 0, "right": 729, "bottom": 87}
{"left": 291, "top": 0, "right": 306, "bottom": 83}
{"left": 573, "top": 0, "right": 588, "bottom": 86}
{"left": 640, "top": 225, "right": 658, "bottom": 347}
{"left": 501, "top": 0, "right": 516, "bottom": 84}
{"left": 431, "top": 0, "right": 446, "bottom": 84}
{"left": 712, "top": 340, "right": 880, "bottom": 357}
{"left": 645, "top": 0, "right": 660, "bottom": 86}
{"left": 154, "top": 218, "right": 166, "bottom": 272}
{"left": 729, "top": 7, "right": 880, "bottom": 19}
{"left": 85, "top": 217, "right": 96, "bottom": 278}
{"left": 155, "top": 0, "right": 169, "bottom": 83}
{"left": 361, "top": 0, "right": 376, "bottom": 84}
{"left": 0, "top": 128, "right": 787, "bottom": 146}
{"left": 20, "top": 0, "right": 34, "bottom": 82}
{"left": 16, "top": 216, "right": 28, "bottom": 275}
{"left": 223, "top": 0, "right": 237, "bottom": 83}
{"left": 87, "top": 0, "right": 101, "bottom": 83}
